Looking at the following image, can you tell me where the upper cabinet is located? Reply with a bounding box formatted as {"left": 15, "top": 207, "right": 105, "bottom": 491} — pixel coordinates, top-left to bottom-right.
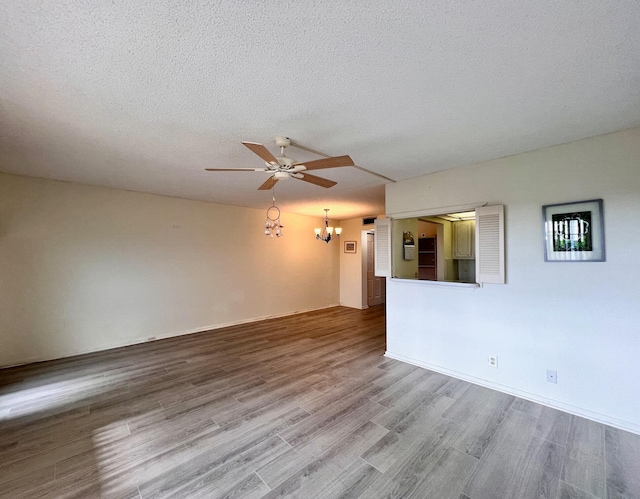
{"left": 452, "top": 220, "right": 475, "bottom": 259}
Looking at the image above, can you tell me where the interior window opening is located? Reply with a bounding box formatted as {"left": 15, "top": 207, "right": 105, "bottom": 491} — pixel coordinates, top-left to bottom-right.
{"left": 374, "top": 205, "right": 503, "bottom": 285}
{"left": 393, "top": 211, "right": 477, "bottom": 283}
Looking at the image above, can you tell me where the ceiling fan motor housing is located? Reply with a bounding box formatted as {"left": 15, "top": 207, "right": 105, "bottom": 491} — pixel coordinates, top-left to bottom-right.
{"left": 276, "top": 156, "right": 295, "bottom": 168}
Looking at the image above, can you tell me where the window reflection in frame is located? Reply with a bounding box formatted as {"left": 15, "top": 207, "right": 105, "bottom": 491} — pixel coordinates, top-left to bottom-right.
{"left": 542, "top": 199, "right": 605, "bottom": 262}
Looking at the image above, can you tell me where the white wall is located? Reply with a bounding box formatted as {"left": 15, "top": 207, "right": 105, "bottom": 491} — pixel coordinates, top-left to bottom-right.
{"left": 0, "top": 174, "right": 339, "bottom": 367}
{"left": 385, "top": 127, "right": 640, "bottom": 434}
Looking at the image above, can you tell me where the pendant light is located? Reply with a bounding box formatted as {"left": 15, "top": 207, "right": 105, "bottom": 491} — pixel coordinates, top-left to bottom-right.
{"left": 314, "top": 209, "right": 341, "bottom": 243}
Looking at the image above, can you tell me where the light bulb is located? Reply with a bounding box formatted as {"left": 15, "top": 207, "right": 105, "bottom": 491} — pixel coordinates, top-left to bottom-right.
{"left": 327, "top": 227, "right": 333, "bottom": 235}
{"left": 335, "top": 227, "right": 342, "bottom": 235}
{"left": 314, "top": 228, "right": 321, "bottom": 236}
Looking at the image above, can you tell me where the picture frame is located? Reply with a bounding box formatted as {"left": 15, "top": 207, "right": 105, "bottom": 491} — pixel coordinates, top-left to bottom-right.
{"left": 542, "top": 199, "right": 605, "bottom": 262}
{"left": 344, "top": 241, "right": 357, "bottom": 253}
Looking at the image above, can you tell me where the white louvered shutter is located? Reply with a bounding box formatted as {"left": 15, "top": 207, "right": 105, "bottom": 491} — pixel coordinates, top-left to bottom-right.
{"left": 374, "top": 218, "right": 392, "bottom": 278}
{"left": 475, "top": 205, "right": 505, "bottom": 284}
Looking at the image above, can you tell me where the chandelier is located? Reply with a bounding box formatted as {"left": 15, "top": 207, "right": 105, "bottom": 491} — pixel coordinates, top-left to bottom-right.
{"left": 314, "top": 209, "right": 342, "bottom": 243}
{"left": 264, "top": 189, "right": 283, "bottom": 237}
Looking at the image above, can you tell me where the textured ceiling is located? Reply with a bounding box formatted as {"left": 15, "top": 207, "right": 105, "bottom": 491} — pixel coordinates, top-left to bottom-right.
{"left": 1, "top": 1, "right": 639, "bottom": 219}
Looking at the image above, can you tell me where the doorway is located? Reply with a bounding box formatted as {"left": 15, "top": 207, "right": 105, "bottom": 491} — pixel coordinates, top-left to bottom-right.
{"left": 366, "top": 232, "right": 386, "bottom": 307}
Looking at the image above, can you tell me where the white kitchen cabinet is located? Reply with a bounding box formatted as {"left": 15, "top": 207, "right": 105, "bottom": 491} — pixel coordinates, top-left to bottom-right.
{"left": 452, "top": 220, "right": 475, "bottom": 259}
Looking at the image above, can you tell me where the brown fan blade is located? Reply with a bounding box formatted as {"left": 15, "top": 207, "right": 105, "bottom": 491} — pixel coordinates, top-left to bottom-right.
{"left": 241, "top": 141, "right": 279, "bottom": 164}
{"left": 205, "top": 168, "right": 266, "bottom": 171}
{"left": 293, "top": 155, "right": 354, "bottom": 171}
{"left": 258, "top": 176, "right": 279, "bottom": 190}
{"left": 298, "top": 173, "right": 337, "bottom": 188}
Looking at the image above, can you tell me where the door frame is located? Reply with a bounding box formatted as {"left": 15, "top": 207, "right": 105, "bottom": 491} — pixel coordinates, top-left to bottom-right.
{"left": 361, "top": 229, "right": 386, "bottom": 308}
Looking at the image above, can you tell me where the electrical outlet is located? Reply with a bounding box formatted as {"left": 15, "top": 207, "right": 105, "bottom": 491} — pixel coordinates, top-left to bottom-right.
{"left": 488, "top": 356, "right": 498, "bottom": 368}
{"left": 546, "top": 369, "right": 557, "bottom": 384}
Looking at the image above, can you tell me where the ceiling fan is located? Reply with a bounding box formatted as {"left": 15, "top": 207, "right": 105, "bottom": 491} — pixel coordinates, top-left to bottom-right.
{"left": 205, "top": 136, "right": 355, "bottom": 190}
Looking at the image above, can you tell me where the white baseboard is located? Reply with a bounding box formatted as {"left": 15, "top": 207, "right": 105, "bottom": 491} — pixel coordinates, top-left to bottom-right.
{"left": 2, "top": 303, "right": 341, "bottom": 369}
{"left": 385, "top": 351, "right": 640, "bottom": 436}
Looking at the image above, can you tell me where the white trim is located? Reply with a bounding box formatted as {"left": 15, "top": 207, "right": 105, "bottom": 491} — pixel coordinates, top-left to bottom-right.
{"left": 389, "top": 278, "right": 480, "bottom": 289}
{"left": 388, "top": 202, "right": 486, "bottom": 219}
{"left": 361, "top": 230, "right": 370, "bottom": 308}
{"left": 384, "top": 351, "right": 640, "bottom": 436}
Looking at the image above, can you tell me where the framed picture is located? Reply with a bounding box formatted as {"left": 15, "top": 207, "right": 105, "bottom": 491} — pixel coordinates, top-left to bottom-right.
{"left": 344, "top": 241, "right": 357, "bottom": 253}
{"left": 542, "top": 199, "right": 605, "bottom": 262}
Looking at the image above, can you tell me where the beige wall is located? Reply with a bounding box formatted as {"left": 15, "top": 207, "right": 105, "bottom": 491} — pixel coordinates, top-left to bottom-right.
{"left": 392, "top": 218, "right": 419, "bottom": 279}
{"left": 417, "top": 220, "right": 437, "bottom": 238}
{"left": 338, "top": 218, "right": 371, "bottom": 309}
{"left": 338, "top": 216, "right": 388, "bottom": 309}
{"left": 0, "top": 174, "right": 340, "bottom": 367}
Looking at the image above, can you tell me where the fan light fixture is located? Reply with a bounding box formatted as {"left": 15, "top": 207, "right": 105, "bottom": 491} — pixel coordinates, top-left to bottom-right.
{"left": 314, "top": 209, "right": 341, "bottom": 243}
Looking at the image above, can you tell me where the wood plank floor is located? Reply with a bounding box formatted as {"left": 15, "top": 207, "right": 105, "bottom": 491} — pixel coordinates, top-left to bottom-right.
{"left": 1, "top": 305, "right": 639, "bottom": 498}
